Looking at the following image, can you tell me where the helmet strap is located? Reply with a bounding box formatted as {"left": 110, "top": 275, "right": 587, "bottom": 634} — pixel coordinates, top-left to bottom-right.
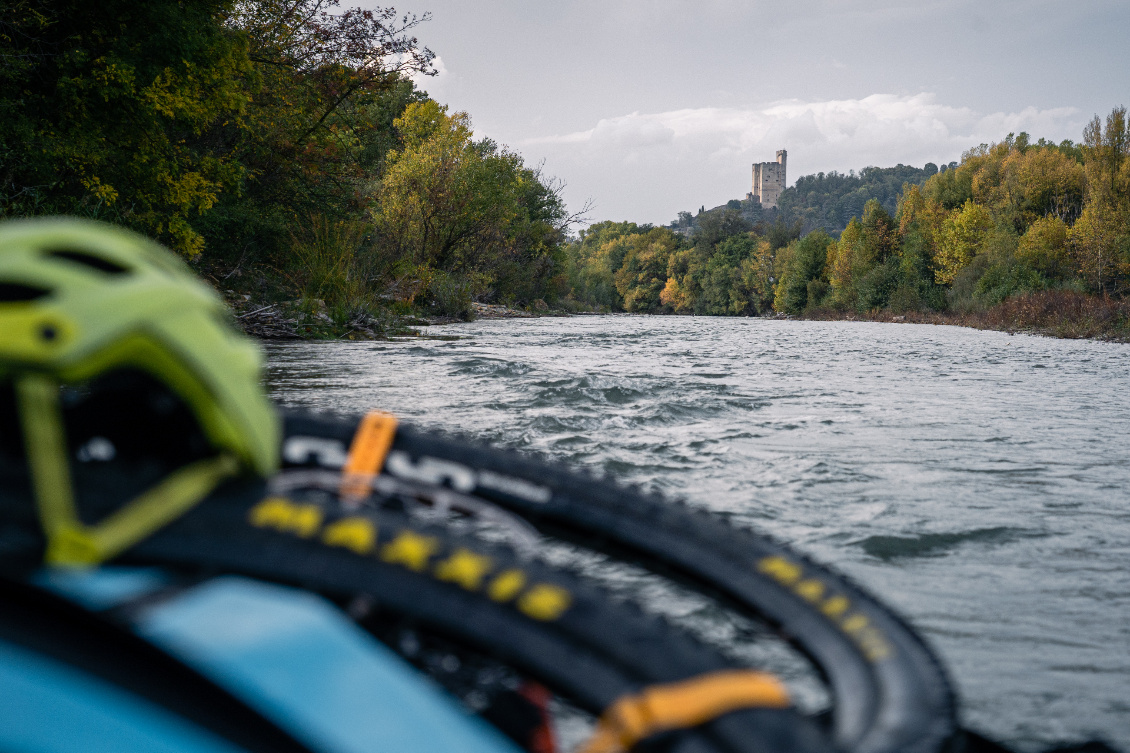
{"left": 15, "top": 373, "right": 239, "bottom": 567}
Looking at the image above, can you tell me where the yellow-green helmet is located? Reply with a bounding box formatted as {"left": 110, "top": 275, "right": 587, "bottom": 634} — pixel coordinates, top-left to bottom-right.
{"left": 0, "top": 217, "right": 279, "bottom": 565}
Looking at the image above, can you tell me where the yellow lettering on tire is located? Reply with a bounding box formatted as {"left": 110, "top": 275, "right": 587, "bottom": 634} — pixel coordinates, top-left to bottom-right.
{"left": 322, "top": 518, "right": 377, "bottom": 554}
{"left": 795, "top": 579, "right": 825, "bottom": 602}
{"left": 821, "top": 596, "right": 850, "bottom": 618}
{"left": 248, "top": 497, "right": 323, "bottom": 538}
{"left": 434, "top": 548, "right": 493, "bottom": 590}
{"left": 517, "top": 584, "right": 572, "bottom": 621}
{"left": 380, "top": 530, "right": 439, "bottom": 571}
{"left": 757, "top": 556, "right": 802, "bottom": 585}
{"left": 487, "top": 570, "right": 527, "bottom": 602}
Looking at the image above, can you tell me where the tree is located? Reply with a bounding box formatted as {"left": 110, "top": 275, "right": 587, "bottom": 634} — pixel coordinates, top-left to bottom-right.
{"left": 935, "top": 200, "right": 994, "bottom": 284}
{"left": 0, "top": 0, "right": 252, "bottom": 254}
{"left": 693, "top": 208, "right": 751, "bottom": 247}
{"left": 613, "top": 228, "right": 679, "bottom": 312}
{"left": 1011, "top": 147, "right": 1084, "bottom": 224}
{"left": 1069, "top": 201, "right": 1128, "bottom": 292}
{"left": 826, "top": 218, "right": 861, "bottom": 310}
{"left": 373, "top": 101, "right": 571, "bottom": 304}
{"left": 860, "top": 199, "right": 898, "bottom": 265}
{"left": 203, "top": 0, "right": 436, "bottom": 263}
{"left": 1072, "top": 106, "right": 1130, "bottom": 292}
{"left": 1084, "top": 106, "right": 1128, "bottom": 199}
{"left": 775, "top": 163, "right": 938, "bottom": 235}
{"left": 566, "top": 221, "right": 649, "bottom": 310}
{"left": 230, "top": 0, "right": 434, "bottom": 147}
{"left": 698, "top": 234, "right": 761, "bottom": 315}
{"left": 1017, "top": 216, "right": 1070, "bottom": 280}
{"left": 774, "top": 231, "right": 831, "bottom": 314}
{"left": 0, "top": 0, "right": 438, "bottom": 261}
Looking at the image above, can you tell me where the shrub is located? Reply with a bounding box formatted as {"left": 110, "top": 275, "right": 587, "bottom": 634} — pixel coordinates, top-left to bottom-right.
{"left": 855, "top": 257, "right": 900, "bottom": 312}
{"left": 424, "top": 269, "right": 475, "bottom": 320}
{"left": 1017, "top": 216, "right": 1071, "bottom": 279}
{"left": 287, "top": 216, "right": 372, "bottom": 309}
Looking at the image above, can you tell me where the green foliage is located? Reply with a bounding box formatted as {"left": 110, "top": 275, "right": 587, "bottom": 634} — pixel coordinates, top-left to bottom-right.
{"left": 569, "top": 108, "right": 1129, "bottom": 320}
{"left": 767, "top": 217, "right": 804, "bottom": 250}
{"left": 892, "top": 229, "right": 945, "bottom": 312}
{"left": 565, "top": 221, "right": 651, "bottom": 310}
{"left": 372, "top": 101, "right": 568, "bottom": 306}
{"left": 700, "top": 235, "right": 765, "bottom": 315}
{"left": 1017, "top": 216, "right": 1070, "bottom": 279}
{"left": 776, "top": 164, "right": 938, "bottom": 234}
{"left": 774, "top": 231, "right": 832, "bottom": 315}
{"left": 971, "top": 261, "right": 1046, "bottom": 308}
{"left": 0, "top": 0, "right": 252, "bottom": 254}
{"left": 566, "top": 210, "right": 783, "bottom": 316}
{"left": 694, "top": 208, "right": 751, "bottom": 247}
{"left": 286, "top": 215, "right": 370, "bottom": 308}
{"left": 424, "top": 269, "right": 475, "bottom": 320}
{"left": 923, "top": 164, "right": 974, "bottom": 210}
{"left": 855, "top": 257, "right": 901, "bottom": 312}
{"left": 613, "top": 228, "right": 680, "bottom": 312}
{"left": 2, "top": 0, "right": 577, "bottom": 325}
{"left": 935, "top": 200, "right": 994, "bottom": 283}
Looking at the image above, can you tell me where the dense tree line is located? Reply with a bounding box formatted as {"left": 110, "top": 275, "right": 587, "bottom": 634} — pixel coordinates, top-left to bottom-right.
{"left": 566, "top": 211, "right": 793, "bottom": 315}
{"left": 567, "top": 110, "right": 1130, "bottom": 319}
{"left": 776, "top": 163, "right": 942, "bottom": 235}
{"left": 664, "top": 163, "right": 942, "bottom": 245}
{"left": 1, "top": 0, "right": 572, "bottom": 321}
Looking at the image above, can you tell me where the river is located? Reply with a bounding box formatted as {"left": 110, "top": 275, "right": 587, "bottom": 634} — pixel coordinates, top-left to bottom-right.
{"left": 264, "top": 316, "right": 1130, "bottom": 751}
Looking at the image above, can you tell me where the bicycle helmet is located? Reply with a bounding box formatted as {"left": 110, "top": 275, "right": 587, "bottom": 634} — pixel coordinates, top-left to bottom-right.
{"left": 0, "top": 217, "right": 278, "bottom": 566}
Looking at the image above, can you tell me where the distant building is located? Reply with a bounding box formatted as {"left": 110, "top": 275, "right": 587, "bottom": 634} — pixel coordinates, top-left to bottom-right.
{"left": 750, "top": 150, "right": 787, "bottom": 209}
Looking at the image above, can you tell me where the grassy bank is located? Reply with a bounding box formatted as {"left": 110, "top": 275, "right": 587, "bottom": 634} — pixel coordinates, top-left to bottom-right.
{"left": 215, "top": 274, "right": 572, "bottom": 340}
{"left": 803, "top": 290, "right": 1130, "bottom": 341}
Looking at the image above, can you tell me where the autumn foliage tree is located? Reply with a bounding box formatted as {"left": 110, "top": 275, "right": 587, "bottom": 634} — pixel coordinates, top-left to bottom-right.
{"left": 2, "top": 0, "right": 584, "bottom": 322}
{"left": 371, "top": 101, "right": 572, "bottom": 312}
{"left": 0, "top": 0, "right": 252, "bottom": 254}
{"left": 567, "top": 106, "right": 1130, "bottom": 319}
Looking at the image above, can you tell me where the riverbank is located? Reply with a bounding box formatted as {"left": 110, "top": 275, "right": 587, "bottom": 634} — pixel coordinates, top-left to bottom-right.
{"left": 800, "top": 290, "right": 1130, "bottom": 342}
{"left": 226, "top": 294, "right": 569, "bottom": 340}
{"left": 227, "top": 287, "right": 1130, "bottom": 344}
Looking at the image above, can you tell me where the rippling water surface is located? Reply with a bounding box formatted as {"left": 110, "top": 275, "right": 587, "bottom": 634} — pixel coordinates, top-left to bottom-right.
{"left": 265, "top": 316, "right": 1130, "bottom": 750}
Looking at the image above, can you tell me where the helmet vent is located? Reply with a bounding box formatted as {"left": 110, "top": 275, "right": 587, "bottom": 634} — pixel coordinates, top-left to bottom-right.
{"left": 0, "top": 282, "right": 50, "bottom": 302}
{"left": 47, "top": 249, "right": 130, "bottom": 275}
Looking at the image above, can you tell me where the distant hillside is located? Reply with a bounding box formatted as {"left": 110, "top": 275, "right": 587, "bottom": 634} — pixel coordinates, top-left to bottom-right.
{"left": 669, "top": 161, "right": 953, "bottom": 237}
{"left": 776, "top": 162, "right": 949, "bottom": 235}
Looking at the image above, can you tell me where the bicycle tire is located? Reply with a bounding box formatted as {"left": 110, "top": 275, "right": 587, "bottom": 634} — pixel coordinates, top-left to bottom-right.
{"left": 0, "top": 474, "right": 830, "bottom": 753}
{"left": 281, "top": 412, "right": 958, "bottom": 753}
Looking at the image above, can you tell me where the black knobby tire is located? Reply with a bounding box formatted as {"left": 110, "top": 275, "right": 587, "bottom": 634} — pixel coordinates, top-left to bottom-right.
{"left": 283, "top": 412, "right": 958, "bottom": 753}
{"left": 117, "top": 486, "right": 830, "bottom": 753}
{"left": 0, "top": 452, "right": 827, "bottom": 753}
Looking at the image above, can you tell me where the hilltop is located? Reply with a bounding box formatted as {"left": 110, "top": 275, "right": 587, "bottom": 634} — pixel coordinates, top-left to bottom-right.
{"left": 670, "top": 162, "right": 947, "bottom": 238}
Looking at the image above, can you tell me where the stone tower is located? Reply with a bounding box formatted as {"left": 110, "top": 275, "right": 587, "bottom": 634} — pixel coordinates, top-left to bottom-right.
{"left": 751, "top": 149, "right": 787, "bottom": 209}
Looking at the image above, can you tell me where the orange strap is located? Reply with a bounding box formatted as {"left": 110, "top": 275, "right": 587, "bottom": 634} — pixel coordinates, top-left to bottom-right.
{"left": 340, "top": 411, "right": 398, "bottom": 501}
{"left": 580, "top": 670, "right": 790, "bottom": 753}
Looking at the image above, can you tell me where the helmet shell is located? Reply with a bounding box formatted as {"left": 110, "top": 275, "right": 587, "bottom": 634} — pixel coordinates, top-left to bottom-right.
{"left": 0, "top": 217, "right": 278, "bottom": 475}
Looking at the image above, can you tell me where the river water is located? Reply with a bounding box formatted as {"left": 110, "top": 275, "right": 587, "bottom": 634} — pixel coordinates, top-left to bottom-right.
{"left": 264, "top": 316, "right": 1130, "bottom": 751}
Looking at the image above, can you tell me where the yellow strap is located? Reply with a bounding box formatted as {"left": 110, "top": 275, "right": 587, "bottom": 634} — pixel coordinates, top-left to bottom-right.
{"left": 579, "top": 670, "right": 791, "bottom": 753}
{"left": 340, "top": 410, "right": 398, "bottom": 501}
{"left": 16, "top": 373, "right": 240, "bottom": 567}
{"left": 16, "top": 374, "right": 75, "bottom": 546}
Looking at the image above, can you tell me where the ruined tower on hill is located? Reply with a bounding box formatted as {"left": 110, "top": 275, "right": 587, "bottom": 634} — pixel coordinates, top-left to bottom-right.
{"left": 750, "top": 150, "right": 787, "bottom": 209}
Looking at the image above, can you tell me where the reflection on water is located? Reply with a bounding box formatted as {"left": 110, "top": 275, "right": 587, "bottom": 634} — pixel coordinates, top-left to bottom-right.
{"left": 266, "top": 316, "right": 1130, "bottom": 750}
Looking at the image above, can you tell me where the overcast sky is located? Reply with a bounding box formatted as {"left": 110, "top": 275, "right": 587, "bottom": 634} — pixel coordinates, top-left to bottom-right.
{"left": 388, "top": 0, "right": 1129, "bottom": 226}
